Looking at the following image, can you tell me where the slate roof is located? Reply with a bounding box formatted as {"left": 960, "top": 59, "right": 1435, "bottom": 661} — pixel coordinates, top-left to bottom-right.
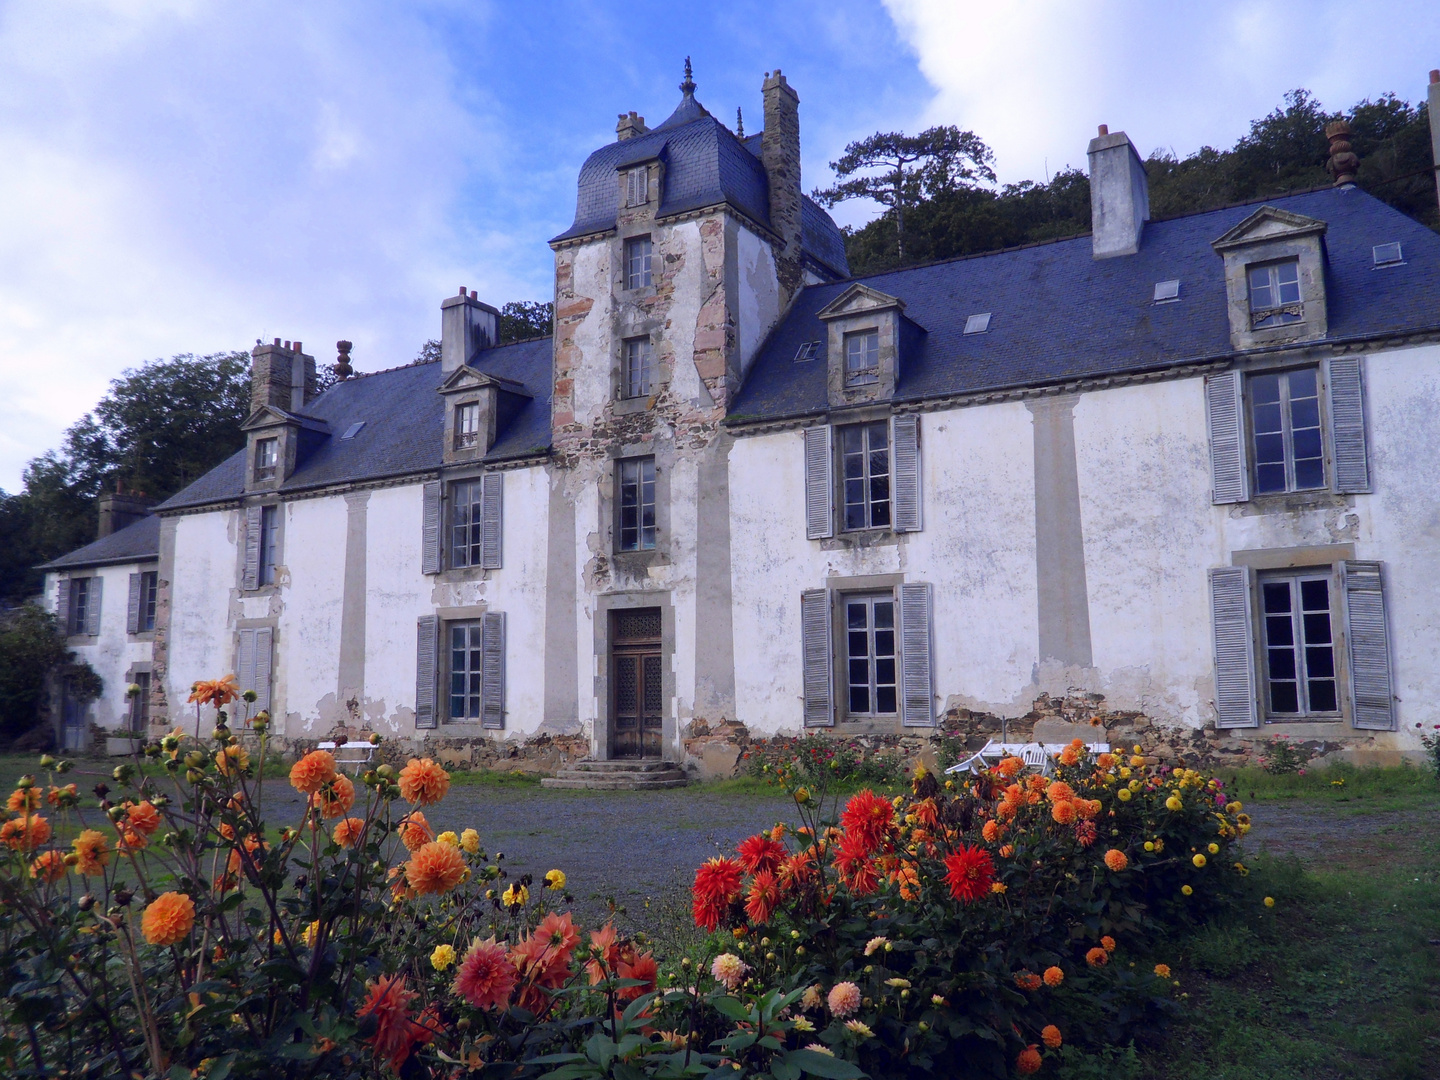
{"left": 38, "top": 514, "right": 160, "bottom": 571}
{"left": 551, "top": 90, "right": 849, "bottom": 279}
{"left": 156, "top": 337, "right": 553, "bottom": 513}
{"left": 730, "top": 187, "right": 1440, "bottom": 423}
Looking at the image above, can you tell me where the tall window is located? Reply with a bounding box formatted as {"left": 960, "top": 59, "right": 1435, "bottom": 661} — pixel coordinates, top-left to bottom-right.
{"left": 1260, "top": 572, "right": 1338, "bottom": 716}
{"left": 617, "top": 457, "right": 656, "bottom": 552}
{"left": 450, "top": 479, "right": 485, "bottom": 567}
{"left": 845, "top": 594, "right": 898, "bottom": 716}
{"left": 624, "top": 236, "right": 653, "bottom": 290}
{"left": 454, "top": 402, "right": 480, "bottom": 450}
{"left": 622, "top": 338, "right": 655, "bottom": 399}
{"left": 138, "top": 571, "right": 158, "bottom": 632}
{"left": 840, "top": 421, "right": 890, "bottom": 530}
{"left": 130, "top": 671, "right": 151, "bottom": 733}
{"left": 68, "top": 577, "right": 90, "bottom": 635}
{"left": 1248, "top": 260, "right": 1302, "bottom": 328}
{"left": 844, "top": 329, "right": 879, "bottom": 387}
{"left": 448, "top": 621, "right": 483, "bottom": 720}
{"left": 259, "top": 505, "right": 279, "bottom": 586}
{"left": 626, "top": 167, "right": 649, "bottom": 207}
{"left": 1251, "top": 367, "right": 1323, "bottom": 493}
{"left": 254, "top": 437, "right": 278, "bottom": 481}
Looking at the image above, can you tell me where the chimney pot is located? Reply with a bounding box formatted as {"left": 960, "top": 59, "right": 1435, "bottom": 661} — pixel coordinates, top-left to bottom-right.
{"left": 1430, "top": 69, "right": 1439, "bottom": 83}
{"left": 470, "top": 290, "right": 477, "bottom": 300}
{"left": 273, "top": 338, "right": 281, "bottom": 346}
{"left": 1087, "top": 128, "right": 1149, "bottom": 258}
{"left": 292, "top": 341, "right": 301, "bottom": 353}
{"left": 1097, "top": 124, "right": 1108, "bottom": 136}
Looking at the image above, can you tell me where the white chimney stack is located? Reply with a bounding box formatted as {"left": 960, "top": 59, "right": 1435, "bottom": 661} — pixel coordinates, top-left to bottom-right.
{"left": 1088, "top": 125, "right": 1150, "bottom": 259}
{"left": 440, "top": 287, "right": 499, "bottom": 375}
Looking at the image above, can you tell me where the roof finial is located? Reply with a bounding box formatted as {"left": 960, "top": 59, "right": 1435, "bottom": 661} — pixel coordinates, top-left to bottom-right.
{"left": 736, "top": 106, "right": 744, "bottom": 137}
{"left": 680, "top": 56, "right": 695, "bottom": 97}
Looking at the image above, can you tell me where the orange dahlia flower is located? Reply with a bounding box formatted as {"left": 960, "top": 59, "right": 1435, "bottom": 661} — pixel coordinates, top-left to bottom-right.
{"left": 126, "top": 800, "right": 162, "bottom": 836}
{"left": 1059, "top": 745, "right": 1080, "bottom": 766}
{"left": 309, "top": 773, "right": 355, "bottom": 819}
{"left": 47, "top": 783, "right": 78, "bottom": 808}
{"left": 398, "top": 758, "right": 450, "bottom": 806}
{"left": 189, "top": 674, "right": 240, "bottom": 708}
{"left": 405, "top": 841, "right": 466, "bottom": 896}
{"left": 332, "top": 817, "right": 365, "bottom": 848}
{"left": 1043, "top": 966, "right": 1064, "bottom": 987}
{"left": 1050, "top": 800, "right": 1078, "bottom": 825}
{"left": 142, "top": 891, "right": 196, "bottom": 946}
{"left": 1103, "top": 849, "right": 1129, "bottom": 872}
{"left": 1042, "top": 1024, "right": 1063, "bottom": 1049}
{"left": 30, "top": 849, "right": 67, "bottom": 883}
{"left": 745, "top": 869, "right": 780, "bottom": 924}
{"left": 73, "top": 829, "right": 110, "bottom": 875}
{"left": 1086, "top": 947, "right": 1109, "bottom": 968}
{"left": 981, "top": 819, "right": 1002, "bottom": 843}
{"left": 995, "top": 756, "right": 1023, "bottom": 778}
{"left": 358, "top": 974, "right": 434, "bottom": 1070}
{"left": 7, "top": 788, "right": 41, "bottom": 813}
{"left": 452, "top": 937, "right": 517, "bottom": 1010}
{"left": 1, "top": 814, "right": 51, "bottom": 852}
{"left": 1154, "top": 963, "right": 1172, "bottom": 978}
{"left": 289, "top": 750, "right": 337, "bottom": 794}
{"left": 215, "top": 743, "right": 250, "bottom": 776}
{"left": 397, "top": 811, "right": 432, "bottom": 852}
{"left": 1076, "top": 798, "right": 1102, "bottom": 821}
{"left": 1046, "top": 781, "right": 1075, "bottom": 803}
{"left": 1013, "top": 971, "right": 1042, "bottom": 991}
{"left": 1017, "top": 1046, "right": 1042, "bottom": 1075}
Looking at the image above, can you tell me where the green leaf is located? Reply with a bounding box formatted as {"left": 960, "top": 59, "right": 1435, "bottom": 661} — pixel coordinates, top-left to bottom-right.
{"left": 709, "top": 994, "right": 752, "bottom": 1022}
{"left": 785, "top": 1048, "right": 867, "bottom": 1078}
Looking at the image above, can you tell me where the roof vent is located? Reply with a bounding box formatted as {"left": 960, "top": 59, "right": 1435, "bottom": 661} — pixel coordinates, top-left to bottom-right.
{"left": 340, "top": 421, "right": 366, "bottom": 440}
{"left": 1372, "top": 242, "right": 1403, "bottom": 267}
{"left": 794, "top": 341, "right": 820, "bottom": 362}
{"left": 963, "top": 313, "right": 991, "bottom": 335}
{"left": 1153, "top": 279, "right": 1181, "bottom": 303}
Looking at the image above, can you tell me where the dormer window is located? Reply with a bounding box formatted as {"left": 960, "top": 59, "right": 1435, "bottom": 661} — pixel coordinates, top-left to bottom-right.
{"left": 1248, "top": 260, "right": 1302, "bottom": 328}
{"left": 843, "top": 329, "right": 879, "bottom": 387}
{"left": 454, "top": 402, "right": 480, "bottom": 450}
{"left": 254, "top": 438, "right": 278, "bottom": 481}
{"left": 625, "top": 167, "right": 649, "bottom": 207}
{"left": 624, "top": 236, "right": 653, "bottom": 290}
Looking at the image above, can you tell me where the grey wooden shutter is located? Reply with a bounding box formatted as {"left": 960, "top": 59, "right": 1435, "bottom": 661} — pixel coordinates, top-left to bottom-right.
{"left": 801, "top": 588, "right": 833, "bottom": 726}
{"left": 1208, "top": 566, "right": 1259, "bottom": 728}
{"left": 480, "top": 472, "right": 503, "bottom": 570}
{"left": 1205, "top": 371, "right": 1250, "bottom": 504}
{"left": 253, "top": 627, "right": 273, "bottom": 715}
{"left": 236, "top": 628, "right": 256, "bottom": 711}
{"left": 892, "top": 415, "right": 922, "bottom": 532}
{"left": 899, "top": 582, "right": 935, "bottom": 726}
{"left": 1341, "top": 560, "right": 1394, "bottom": 730}
{"left": 1327, "top": 358, "right": 1371, "bottom": 494}
{"left": 242, "top": 506, "right": 263, "bottom": 590}
{"left": 803, "top": 427, "right": 834, "bottom": 540}
{"left": 85, "top": 576, "right": 102, "bottom": 636}
{"left": 415, "top": 615, "right": 439, "bottom": 728}
{"left": 480, "top": 611, "right": 506, "bottom": 729}
{"left": 127, "top": 573, "right": 142, "bottom": 634}
{"left": 421, "top": 481, "right": 442, "bottom": 575}
{"left": 56, "top": 579, "right": 70, "bottom": 630}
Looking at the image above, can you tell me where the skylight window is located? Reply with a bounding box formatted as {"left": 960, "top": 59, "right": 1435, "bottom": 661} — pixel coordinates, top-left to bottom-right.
{"left": 341, "top": 421, "right": 366, "bottom": 440}
{"left": 1372, "top": 242, "right": 1403, "bottom": 267}
{"left": 1153, "top": 280, "right": 1181, "bottom": 303}
{"left": 794, "top": 340, "right": 820, "bottom": 362}
{"left": 963, "top": 313, "right": 991, "bottom": 335}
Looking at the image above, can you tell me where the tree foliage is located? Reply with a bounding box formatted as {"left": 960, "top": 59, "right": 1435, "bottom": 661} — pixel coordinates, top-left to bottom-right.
{"left": 413, "top": 299, "right": 554, "bottom": 365}
{"left": 0, "top": 604, "right": 92, "bottom": 740}
{"left": 839, "top": 89, "right": 1437, "bottom": 275}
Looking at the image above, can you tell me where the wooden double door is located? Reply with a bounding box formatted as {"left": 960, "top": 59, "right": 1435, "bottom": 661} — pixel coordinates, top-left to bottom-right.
{"left": 610, "top": 608, "right": 663, "bottom": 759}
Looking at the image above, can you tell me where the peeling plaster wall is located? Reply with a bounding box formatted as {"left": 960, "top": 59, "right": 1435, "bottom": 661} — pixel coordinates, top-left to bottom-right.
{"left": 734, "top": 224, "right": 781, "bottom": 379}
{"left": 277, "top": 496, "right": 347, "bottom": 736}
{"left": 165, "top": 511, "right": 239, "bottom": 720}
{"left": 363, "top": 483, "right": 427, "bottom": 736}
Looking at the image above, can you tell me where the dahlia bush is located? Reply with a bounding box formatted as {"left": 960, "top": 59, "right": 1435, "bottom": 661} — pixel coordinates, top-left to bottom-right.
{"left": 688, "top": 741, "right": 1252, "bottom": 1078}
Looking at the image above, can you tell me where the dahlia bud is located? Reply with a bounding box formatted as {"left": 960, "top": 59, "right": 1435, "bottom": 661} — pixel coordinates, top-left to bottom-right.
{"left": 77, "top": 894, "right": 94, "bottom": 911}
{"left": 38, "top": 754, "right": 56, "bottom": 769}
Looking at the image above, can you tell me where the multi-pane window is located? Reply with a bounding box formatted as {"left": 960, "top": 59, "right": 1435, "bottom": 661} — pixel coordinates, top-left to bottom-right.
{"left": 1260, "top": 573, "right": 1338, "bottom": 716}
{"left": 1251, "top": 367, "right": 1323, "bottom": 493}
{"left": 448, "top": 621, "right": 484, "bottom": 720}
{"left": 617, "top": 457, "right": 656, "bottom": 552}
{"left": 68, "top": 577, "right": 90, "bottom": 635}
{"left": 130, "top": 671, "right": 151, "bottom": 733}
{"left": 138, "top": 571, "right": 158, "bottom": 632}
{"left": 626, "top": 167, "right": 649, "bottom": 207}
{"left": 845, "top": 595, "right": 898, "bottom": 716}
{"left": 1248, "top": 260, "right": 1302, "bottom": 328}
{"left": 624, "top": 236, "right": 653, "bottom": 290}
{"left": 450, "top": 479, "right": 486, "bottom": 568}
{"left": 454, "top": 402, "right": 480, "bottom": 450}
{"left": 622, "top": 337, "right": 655, "bottom": 399}
{"left": 254, "top": 438, "right": 278, "bottom": 481}
{"left": 844, "top": 329, "right": 879, "bottom": 387}
{"left": 258, "top": 505, "right": 279, "bottom": 586}
{"left": 840, "top": 421, "right": 891, "bottom": 531}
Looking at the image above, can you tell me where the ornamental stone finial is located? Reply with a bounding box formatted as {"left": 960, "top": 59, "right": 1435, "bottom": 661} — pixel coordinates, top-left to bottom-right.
{"left": 681, "top": 56, "right": 695, "bottom": 97}
{"left": 1325, "top": 120, "right": 1359, "bottom": 187}
{"left": 334, "top": 340, "right": 354, "bottom": 380}
{"left": 736, "top": 106, "right": 744, "bottom": 137}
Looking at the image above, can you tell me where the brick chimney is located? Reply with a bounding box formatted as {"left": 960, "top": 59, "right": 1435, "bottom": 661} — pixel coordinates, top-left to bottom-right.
{"left": 97, "top": 491, "right": 153, "bottom": 538}
{"left": 250, "top": 339, "right": 317, "bottom": 413}
{"left": 1429, "top": 70, "right": 1440, "bottom": 214}
{"left": 1087, "top": 125, "right": 1150, "bottom": 258}
{"left": 616, "top": 111, "right": 649, "bottom": 141}
{"left": 761, "top": 69, "right": 803, "bottom": 302}
{"left": 440, "top": 288, "right": 500, "bottom": 375}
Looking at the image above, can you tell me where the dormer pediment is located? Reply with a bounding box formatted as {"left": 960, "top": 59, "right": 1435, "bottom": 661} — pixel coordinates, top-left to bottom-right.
{"left": 1212, "top": 206, "right": 1327, "bottom": 252}
{"left": 438, "top": 364, "right": 531, "bottom": 398}
{"left": 240, "top": 405, "right": 330, "bottom": 434}
{"left": 817, "top": 283, "right": 906, "bottom": 321}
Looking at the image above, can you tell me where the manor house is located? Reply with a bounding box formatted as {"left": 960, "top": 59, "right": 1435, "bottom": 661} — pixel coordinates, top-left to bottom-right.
{"left": 40, "top": 66, "right": 1440, "bottom": 778}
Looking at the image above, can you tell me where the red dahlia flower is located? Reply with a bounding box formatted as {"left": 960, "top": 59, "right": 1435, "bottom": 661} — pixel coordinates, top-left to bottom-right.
{"left": 736, "top": 833, "right": 788, "bottom": 875}
{"left": 692, "top": 857, "right": 744, "bottom": 930}
{"left": 839, "top": 789, "right": 894, "bottom": 855}
{"left": 944, "top": 844, "right": 996, "bottom": 903}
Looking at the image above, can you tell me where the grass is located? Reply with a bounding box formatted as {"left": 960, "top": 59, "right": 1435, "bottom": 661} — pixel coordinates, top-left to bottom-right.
{"left": 1216, "top": 760, "right": 1437, "bottom": 811}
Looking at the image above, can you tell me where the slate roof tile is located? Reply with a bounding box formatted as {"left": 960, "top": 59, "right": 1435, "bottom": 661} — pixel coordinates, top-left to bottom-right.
{"left": 38, "top": 514, "right": 160, "bottom": 570}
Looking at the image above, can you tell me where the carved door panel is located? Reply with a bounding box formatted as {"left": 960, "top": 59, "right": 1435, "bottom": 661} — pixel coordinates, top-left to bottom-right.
{"left": 610, "top": 608, "right": 663, "bottom": 759}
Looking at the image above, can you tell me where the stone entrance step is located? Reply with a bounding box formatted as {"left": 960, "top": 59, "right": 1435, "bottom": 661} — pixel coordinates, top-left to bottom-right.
{"left": 541, "top": 759, "right": 688, "bottom": 790}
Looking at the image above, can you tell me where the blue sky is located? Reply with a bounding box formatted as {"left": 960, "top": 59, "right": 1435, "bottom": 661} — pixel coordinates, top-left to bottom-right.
{"left": 1, "top": 0, "right": 1437, "bottom": 492}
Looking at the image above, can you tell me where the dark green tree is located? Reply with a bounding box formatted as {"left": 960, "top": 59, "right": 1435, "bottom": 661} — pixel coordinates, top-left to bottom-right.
{"left": 499, "top": 300, "right": 553, "bottom": 342}
{"left": 0, "top": 604, "right": 97, "bottom": 742}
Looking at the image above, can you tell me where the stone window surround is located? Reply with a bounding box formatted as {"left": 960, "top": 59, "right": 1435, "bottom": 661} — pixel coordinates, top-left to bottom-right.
{"left": 1228, "top": 543, "right": 1355, "bottom": 734}
{"left": 237, "top": 501, "right": 286, "bottom": 596}
{"left": 128, "top": 562, "right": 161, "bottom": 642}
{"left": 591, "top": 590, "right": 676, "bottom": 761}
{"left": 818, "top": 403, "right": 906, "bottom": 552}
{"left": 432, "top": 603, "right": 496, "bottom": 727}
{"left": 603, "top": 440, "right": 673, "bottom": 571}
{"left": 616, "top": 160, "right": 661, "bottom": 214}
{"left": 244, "top": 423, "right": 299, "bottom": 493}
{"left": 612, "top": 322, "right": 665, "bottom": 412}
{"left": 1244, "top": 361, "right": 1328, "bottom": 497}
{"left": 61, "top": 573, "right": 99, "bottom": 641}
{"left": 825, "top": 572, "right": 912, "bottom": 734}
{"left": 1213, "top": 211, "right": 1328, "bottom": 351}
